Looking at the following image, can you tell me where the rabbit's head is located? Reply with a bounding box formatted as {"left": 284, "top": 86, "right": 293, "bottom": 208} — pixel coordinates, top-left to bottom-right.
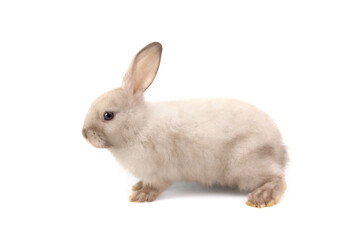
{"left": 82, "top": 42, "right": 162, "bottom": 148}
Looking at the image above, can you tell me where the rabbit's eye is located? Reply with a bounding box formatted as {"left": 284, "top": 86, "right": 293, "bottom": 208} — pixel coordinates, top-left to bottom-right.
{"left": 104, "top": 112, "right": 114, "bottom": 121}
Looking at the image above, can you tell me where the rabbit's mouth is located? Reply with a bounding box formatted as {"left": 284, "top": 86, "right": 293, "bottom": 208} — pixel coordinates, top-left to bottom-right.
{"left": 82, "top": 128, "right": 111, "bottom": 148}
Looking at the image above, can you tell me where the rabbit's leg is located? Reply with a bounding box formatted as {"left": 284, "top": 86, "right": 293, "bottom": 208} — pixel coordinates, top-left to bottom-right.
{"left": 129, "top": 181, "right": 169, "bottom": 202}
{"left": 246, "top": 176, "right": 286, "bottom": 208}
{"left": 131, "top": 181, "right": 143, "bottom": 191}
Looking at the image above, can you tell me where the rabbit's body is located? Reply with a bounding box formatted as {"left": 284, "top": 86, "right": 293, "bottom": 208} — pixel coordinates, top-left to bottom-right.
{"left": 83, "top": 42, "right": 287, "bottom": 207}
{"left": 110, "top": 99, "right": 286, "bottom": 191}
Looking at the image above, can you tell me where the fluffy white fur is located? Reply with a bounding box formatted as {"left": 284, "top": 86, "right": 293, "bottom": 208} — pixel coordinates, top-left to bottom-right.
{"left": 82, "top": 42, "right": 287, "bottom": 207}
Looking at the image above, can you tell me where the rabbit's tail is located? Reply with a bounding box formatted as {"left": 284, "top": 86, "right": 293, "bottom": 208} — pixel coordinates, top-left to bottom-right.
{"left": 280, "top": 145, "right": 289, "bottom": 168}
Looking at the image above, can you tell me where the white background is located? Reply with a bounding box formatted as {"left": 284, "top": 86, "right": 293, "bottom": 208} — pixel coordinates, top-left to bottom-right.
{"left": 1, "top": 0, "right": 359, "bottom": 239}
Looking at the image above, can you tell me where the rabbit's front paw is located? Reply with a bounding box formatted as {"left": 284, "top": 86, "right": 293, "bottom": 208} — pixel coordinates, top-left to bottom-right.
{"left": 131, "top": 181, "right": 143, "bottom": 191}
{"left": 129, "top": 184, "right": 161, "bottom": 202}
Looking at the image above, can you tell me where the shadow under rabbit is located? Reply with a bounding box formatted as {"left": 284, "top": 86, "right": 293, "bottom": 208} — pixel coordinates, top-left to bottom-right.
{"left": 157, "top": 182, "right": 249, "bottom": 201}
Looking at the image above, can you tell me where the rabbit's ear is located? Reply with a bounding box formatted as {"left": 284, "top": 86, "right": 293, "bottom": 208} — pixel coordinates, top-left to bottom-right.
{"left": 121, "top": 42, "right": 162, "bottom": 95}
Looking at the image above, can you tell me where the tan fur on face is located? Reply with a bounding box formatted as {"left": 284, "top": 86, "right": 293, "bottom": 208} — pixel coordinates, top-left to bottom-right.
{"left": 82, "top": 127, "right": 111, "bottom": 148}
{"left": 82, "top": 42, "right": 288, "bottom": 206}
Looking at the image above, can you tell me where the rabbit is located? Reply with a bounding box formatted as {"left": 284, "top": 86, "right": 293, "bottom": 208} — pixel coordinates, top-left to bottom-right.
{"left": 82, "top": 42, "right": 288, "bottom": 208}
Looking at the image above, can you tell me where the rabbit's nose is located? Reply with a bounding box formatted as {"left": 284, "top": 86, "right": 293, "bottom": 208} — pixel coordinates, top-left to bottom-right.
{"left": 82, "top": 128, "right": 88, "bottom": 139}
